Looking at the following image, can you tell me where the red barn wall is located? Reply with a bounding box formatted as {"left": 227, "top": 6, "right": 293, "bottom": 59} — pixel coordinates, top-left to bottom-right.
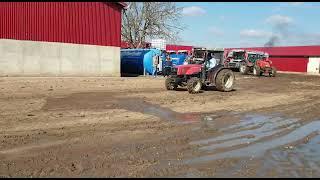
{"left": 166, "top": 44, "right": 193, "bottom": 54}
{"left": 0, "top": 2, "right": 122, "bottom": 47}
{"left": 269, "top": 57, "right": 308, "bottom": 72}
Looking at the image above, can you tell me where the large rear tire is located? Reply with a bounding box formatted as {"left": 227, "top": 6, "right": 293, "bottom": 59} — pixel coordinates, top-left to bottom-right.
{"left": 270, "top": 67, "right": 277, "bottom": 77}
{"left": 239, "top": 63, "right": 249, "bottom": 75}
{"left": 165, "top": 78, "right": 177, "bottom": 90}
{"left": 215, "top": 69, "right": 235, "bottom": 92}
{"left": 253, "top": 66, "right": 261, "bottom": 76}
{"left": 187, "top": 77, "right": 202, "bottom": 94}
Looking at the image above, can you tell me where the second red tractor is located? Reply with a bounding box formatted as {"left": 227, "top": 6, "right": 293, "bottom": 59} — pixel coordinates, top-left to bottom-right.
{"left": 225, "top": 49, "right": 277, "bottom": 77}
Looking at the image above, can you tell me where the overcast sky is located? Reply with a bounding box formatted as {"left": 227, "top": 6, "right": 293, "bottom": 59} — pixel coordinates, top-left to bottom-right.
{"left": 176, "top": 2, "right": 320, "bottom": 48}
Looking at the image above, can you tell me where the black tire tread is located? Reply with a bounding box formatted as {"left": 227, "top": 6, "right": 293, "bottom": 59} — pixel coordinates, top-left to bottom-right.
{"left": 165, "top": 78, "right": 177, "bottom": 90}
{"left": 215, "top": 69, "right": 235, "bottom": 92}
{"left": 187, "top": 77, "right": 201, "bottom": 94}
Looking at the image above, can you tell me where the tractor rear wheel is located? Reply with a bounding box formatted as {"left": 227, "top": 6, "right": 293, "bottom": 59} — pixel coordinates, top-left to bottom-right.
{"left": 165, "top": 78, "right": 177, "bottom": 90}
{"left": 253, "top": 66, "right": 261, "bottom": 76}
{"left": 239, "top": 63, "right": 249, "bottom": 75}
{"left": 187, "top": 77, "right": 202, "bottom": 94}
{"left": 270, "top": 67, "right": 277, "bottom": 77}
{"left": 215, "top": 69, "right": 235, "bottom": 92}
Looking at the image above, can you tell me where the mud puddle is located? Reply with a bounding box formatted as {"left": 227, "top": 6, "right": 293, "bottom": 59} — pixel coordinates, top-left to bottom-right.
{"left": 42, "top": 92, "right": 320, "bottom": 177}
{"left": 182, "top": 113, "right": 320, "bottom": 177}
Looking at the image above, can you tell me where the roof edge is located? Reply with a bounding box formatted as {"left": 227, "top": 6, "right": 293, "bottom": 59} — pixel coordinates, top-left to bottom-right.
{"left": 117, "top": 2, "right": 128, "bottom": 9}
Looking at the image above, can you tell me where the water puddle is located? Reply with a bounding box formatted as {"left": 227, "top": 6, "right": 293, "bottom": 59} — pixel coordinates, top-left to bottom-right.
{"left": 178, "top": 112, "right": 320, "bottom": 177}
{"left": 255, "top": 133, "right": 320, "bottom": 177}
{"left": 185, "top": 115, "right": 320, "bottom": 166}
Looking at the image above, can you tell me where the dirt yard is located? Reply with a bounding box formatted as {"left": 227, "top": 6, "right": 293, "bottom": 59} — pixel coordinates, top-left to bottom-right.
{"left": 0, "top": 73, "right": 320, "bottom": 177}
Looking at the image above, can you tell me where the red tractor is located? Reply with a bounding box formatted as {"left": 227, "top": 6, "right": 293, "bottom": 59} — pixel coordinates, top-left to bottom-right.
{"left": 165, "top": 48, "right": 235, "bottom": 94}
{"left": 239, "top": 51, "right": 277, "bottom": 77}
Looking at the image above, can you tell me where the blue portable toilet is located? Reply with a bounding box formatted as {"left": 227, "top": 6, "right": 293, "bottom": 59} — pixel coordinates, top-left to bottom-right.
{"left": 121, "top": 48, "right": 161, "bottom": 76}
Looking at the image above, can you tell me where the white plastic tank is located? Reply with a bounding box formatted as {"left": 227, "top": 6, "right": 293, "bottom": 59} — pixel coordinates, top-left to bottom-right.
{"left": 151, "top": 39, "right": 166, "bottom": 50}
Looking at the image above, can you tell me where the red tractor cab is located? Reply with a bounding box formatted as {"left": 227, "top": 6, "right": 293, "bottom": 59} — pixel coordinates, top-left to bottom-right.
{"left": 224, "top": 49, "right": 246, "bottom": 70}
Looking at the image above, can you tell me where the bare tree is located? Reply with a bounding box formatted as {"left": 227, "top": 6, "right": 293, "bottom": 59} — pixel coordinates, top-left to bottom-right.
{"left": 121, "top": 2, "right": 185, "bottom": 48}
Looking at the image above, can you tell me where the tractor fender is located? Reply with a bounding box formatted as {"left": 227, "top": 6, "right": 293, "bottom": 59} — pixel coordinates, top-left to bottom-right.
{"left": 208, "top": 65, "right": 230, "bottom": 86}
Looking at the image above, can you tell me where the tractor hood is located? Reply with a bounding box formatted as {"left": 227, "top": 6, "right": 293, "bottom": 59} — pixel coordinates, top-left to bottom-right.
{"left": 174, "top": 64, "right": 202, "bottom": 75}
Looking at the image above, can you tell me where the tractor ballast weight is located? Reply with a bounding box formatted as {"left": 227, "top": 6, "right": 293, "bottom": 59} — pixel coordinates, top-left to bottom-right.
{"left": 165, "top": 48, "right": 235, "bottom": 94}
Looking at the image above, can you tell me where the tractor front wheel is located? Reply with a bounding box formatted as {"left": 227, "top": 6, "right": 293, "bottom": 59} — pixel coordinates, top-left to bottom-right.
{"left": 253, "top": 66, "right": 261, "bottom": 76}
{"left": 165, "top": 77, "right": 178, "bottom": 90}
{"left": 239, "top": 63, "right": 249, "bottom": 75}
{"left": 187, "top": 77, "right": 202, "bottom": 94}
{"left": 215, "top": 69, "right": 235, "bottom": 92}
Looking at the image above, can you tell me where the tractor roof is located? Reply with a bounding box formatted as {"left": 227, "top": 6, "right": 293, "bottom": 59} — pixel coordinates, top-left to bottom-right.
{"left": 230, "top": 49, "right": 246, "bottom": 52}
{"left": 207, "top": 47, "right": 224, "bottom": 51}
{"left": 194, "top": 47, "right": 224, "bottom": 52}
{"left": 247, "top": 50, "right": 266, "bottom": 55}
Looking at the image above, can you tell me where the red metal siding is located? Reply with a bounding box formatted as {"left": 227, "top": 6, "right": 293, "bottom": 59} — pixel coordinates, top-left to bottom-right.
{"left": 269, "top": 57, "right": 308, "bottom": 72}
{"left": 0, "top": 2, "right": 122, "bottom": 47}
{"left": 166, "top": 44, "right": 193, "bottom": 53}
{"left": 121, "top": 41, "right": 130, "bottom": 48}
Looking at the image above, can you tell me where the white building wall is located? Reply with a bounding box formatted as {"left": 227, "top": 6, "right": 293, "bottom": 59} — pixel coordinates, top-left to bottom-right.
{"left": 151, "top": 39, "right": 166, "bottom": 50}
{"left": 0, "top": 39, "right": 120, "bottom": 77}
{"left": 307, "top": 57, "right": 320, "bottom": 74}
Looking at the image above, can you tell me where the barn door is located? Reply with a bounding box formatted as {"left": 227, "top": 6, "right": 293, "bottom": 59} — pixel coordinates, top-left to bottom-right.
{"left": 307, "top": 57, "right": 320, "bottom": 74}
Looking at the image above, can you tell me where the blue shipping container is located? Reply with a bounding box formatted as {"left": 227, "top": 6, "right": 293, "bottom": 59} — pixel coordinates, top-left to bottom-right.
{"left": 121, "top": 49, "right": 162, "bottom": 75}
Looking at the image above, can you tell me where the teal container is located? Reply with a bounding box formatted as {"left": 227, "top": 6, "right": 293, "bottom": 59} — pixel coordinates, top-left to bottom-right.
{"left": 121, "top": 49, "right": 161, "bottom": 75}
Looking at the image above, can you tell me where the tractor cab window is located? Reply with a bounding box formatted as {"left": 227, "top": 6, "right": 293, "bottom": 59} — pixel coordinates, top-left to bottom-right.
{"left": 178, "top": 51, "right": 188, "bottom": 56}
{"left": 247, "top": 54, "right": 256, "bottom": 62}
{"left": 233, "top": 52, "right": 245, "bottom": 60}
{"left": 194, "top": 50, "right": 204, "bottom": 58}
{"left": 167, "top": 51, "right": 176, "bottom": 55}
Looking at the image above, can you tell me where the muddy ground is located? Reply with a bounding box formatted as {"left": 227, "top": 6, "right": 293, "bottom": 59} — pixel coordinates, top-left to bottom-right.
{"left": 0, "top": 73, "right": 320, "bottom": 177}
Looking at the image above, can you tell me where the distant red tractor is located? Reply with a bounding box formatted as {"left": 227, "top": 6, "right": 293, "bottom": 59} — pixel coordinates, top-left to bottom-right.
{"left": 225, "top": 49, "right": 277, "bottom": 77}
{"left": 165, "top": 48, "right": 235, "bottom": 94}
{"left": 239, "top": 51, "right": 277, "bottom": 77}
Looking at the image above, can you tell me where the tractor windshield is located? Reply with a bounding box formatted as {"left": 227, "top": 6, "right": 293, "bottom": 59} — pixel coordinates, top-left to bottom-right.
{"left": 194, "top": 50, "right": 205, "bottom": 58}
{"left": 233, "top": 52, "right": 245, "bottom": 60}
{"left": 178, "top": 51, "right": 188, "bottom": 55}
{"left": 247, "top": 53, "right": 264, "bottom": 63}
{"left": 247, "top": 54, "right": 257, "bottom": 63}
